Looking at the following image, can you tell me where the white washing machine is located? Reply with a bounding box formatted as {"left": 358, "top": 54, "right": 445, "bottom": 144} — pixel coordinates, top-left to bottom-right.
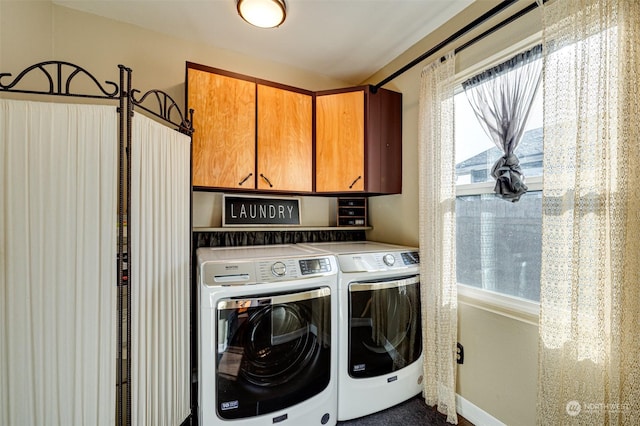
{"left": 196, "top": 244, "right": 339, "bottom": 426}
{"left": 301, "top": 241, "right": 422, "bottom": 421}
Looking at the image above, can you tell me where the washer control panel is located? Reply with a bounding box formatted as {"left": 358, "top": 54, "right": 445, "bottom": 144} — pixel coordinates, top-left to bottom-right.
{"left": 202, "top": 255, "right": 336, "bottom": 286}
{"left": 257, "top": 256, "right": 334, "bottom": 281}
{"left": 383, "top": 254, "right": 396, "bottom": 266}
{"left": 299, "top": 257, "right": 332, "bottom": 275}
{"left": 271, "top": 261, "right": 287, "bottom": 277}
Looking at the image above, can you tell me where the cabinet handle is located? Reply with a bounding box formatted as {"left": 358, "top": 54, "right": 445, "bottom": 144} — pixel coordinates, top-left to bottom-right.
{"left": 260, "top": 173, "right": 274, "bottom": 188}
{"left": 238, "top": 173, "right": 253, "bottom": 186}
{"left": 349, "top": 176, "right": 362, "bottom": 189}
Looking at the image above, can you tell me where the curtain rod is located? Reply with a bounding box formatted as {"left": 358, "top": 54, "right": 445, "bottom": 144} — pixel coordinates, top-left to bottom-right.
{"left": 372, "top": 0, "right": 541, "bottom": 92}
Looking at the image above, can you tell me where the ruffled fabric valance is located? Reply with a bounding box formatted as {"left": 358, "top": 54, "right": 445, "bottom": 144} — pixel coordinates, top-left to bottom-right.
{"left": 193, "top": 229, "right": 366, "bottom": 251}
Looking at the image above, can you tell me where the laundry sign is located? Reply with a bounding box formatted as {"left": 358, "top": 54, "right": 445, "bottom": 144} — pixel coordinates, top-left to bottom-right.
{"left": 223, "top": 195, "right": 301, "bottom": 226}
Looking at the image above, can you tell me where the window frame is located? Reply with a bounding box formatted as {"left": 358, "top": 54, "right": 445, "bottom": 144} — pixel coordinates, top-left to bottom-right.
{"left": 454, "top": 36, "right": 542, "bottom": 323}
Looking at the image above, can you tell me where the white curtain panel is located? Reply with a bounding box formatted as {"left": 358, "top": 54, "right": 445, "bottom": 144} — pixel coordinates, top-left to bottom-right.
{"left": 0, "top": 100, "right": 118, "bottom": 426}
{"left": 538, "top": 0, "right": 640, "bottom": 424}
{"left": 130, "top": 112, "right": 191, "bottom": 426}
{"left": 418, "top": 51, "right": 458, "bottom": 424}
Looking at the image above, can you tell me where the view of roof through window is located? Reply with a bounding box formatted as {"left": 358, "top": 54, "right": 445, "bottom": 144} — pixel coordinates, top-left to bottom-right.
{"left": 454, "top": 85, "right": 543, "bottom": 185}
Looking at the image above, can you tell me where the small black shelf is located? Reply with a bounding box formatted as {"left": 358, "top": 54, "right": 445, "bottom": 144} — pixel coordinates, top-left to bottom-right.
{"left": 337, "top": 197, "right": 368, "bottom": 227}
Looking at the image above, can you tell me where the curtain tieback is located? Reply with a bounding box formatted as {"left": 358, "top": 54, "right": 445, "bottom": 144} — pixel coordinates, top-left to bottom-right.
{"left": 491, "top": 153, "right": 528, "bottom": 202}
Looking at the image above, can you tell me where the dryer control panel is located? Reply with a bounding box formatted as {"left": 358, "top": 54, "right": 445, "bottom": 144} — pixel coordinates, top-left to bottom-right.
{"left": 337, "top": 251, "right": 420, "bottom": 273}
{"left": 401, "top": 251, "right": 420, "bottom": 265}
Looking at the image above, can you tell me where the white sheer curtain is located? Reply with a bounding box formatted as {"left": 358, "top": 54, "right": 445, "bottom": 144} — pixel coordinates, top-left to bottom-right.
{"left": 418, "top": 51, "right": 458, "bottom": 424}
{"left": 130, "top": 112, "right": 191, "bottom": 426}
{"left": 0, "top": 99, "right": 117, "bottom": 426}
{"left": 538, "top": 0, "right": 640, "bottom": 424}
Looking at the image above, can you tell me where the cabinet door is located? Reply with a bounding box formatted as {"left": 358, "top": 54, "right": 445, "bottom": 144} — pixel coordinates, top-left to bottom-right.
{"left": 257, "top": 85, "right": 313, "bottom": 192}
{"left": 188, "top": 69, "right": 256, "bottom": 189}
{"left": 315, "top": 91, "right": 365, "bottom": 192}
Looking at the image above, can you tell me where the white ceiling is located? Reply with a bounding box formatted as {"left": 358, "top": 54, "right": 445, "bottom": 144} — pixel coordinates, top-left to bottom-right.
{"left": 53, "top": 0, "right": 474, "bottom": 84}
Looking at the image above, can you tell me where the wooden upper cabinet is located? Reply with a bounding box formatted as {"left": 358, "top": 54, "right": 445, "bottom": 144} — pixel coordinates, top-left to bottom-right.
{"left": 257, "top": 85, "right": 313, "bottom": 192}
{"left": 316, "top": 86, "right": 402, "bottom": 195}
{"left": 315, "top": 90, "right": 365, "bottom": 192}
{"left": 188, "top": 67, "right": 256, "bottom": 189}
{"left": 187, "top": 62, "right": 402, "bottom": 196}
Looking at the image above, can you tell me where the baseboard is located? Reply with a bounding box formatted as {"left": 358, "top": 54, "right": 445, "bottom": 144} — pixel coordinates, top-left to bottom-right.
{"left": 456, "top": 394, "right": 506, "bottom": 426}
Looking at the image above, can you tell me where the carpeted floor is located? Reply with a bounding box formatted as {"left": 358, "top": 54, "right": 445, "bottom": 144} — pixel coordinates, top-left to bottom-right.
{"left": 336, "top": 395, "right": 474, "bottom": 426}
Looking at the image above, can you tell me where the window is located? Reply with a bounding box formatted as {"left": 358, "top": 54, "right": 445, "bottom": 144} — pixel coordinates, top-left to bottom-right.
{"left": 454, "top": 53, "right": 543, "bottom": 304}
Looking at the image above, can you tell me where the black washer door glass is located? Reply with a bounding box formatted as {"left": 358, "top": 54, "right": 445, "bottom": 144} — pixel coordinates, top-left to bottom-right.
{"left": 215, "top": 287, "right": 331, "bottom": 419}
{"left": 348, "top": 276, "right": 421, "bottom": 378}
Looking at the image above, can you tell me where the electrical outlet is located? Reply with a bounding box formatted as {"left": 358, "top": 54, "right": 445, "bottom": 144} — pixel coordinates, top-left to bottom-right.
{"left": 456, "top": 342, "right": 464, "bottom": 364}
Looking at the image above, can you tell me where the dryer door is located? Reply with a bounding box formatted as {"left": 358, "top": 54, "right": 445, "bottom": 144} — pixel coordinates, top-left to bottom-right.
{"left": 348, "top": 275, "right": 421, "bottom": 378}
{"left": 215, "top": 287, "right": 332, "bottom": 420}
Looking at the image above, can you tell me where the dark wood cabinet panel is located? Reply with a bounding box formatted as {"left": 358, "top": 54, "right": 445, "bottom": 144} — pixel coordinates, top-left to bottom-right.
{"left": 366, "top": 86, "right": 403, "bottom": 195}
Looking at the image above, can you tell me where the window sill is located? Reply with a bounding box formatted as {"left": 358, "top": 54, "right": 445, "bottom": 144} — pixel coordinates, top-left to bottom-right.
{"left": 457, "top": 283, "right": 539, "bottom": 326}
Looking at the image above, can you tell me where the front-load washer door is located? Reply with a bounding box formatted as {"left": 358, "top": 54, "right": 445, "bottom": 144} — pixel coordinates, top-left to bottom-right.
{"left": 215, "top": 287, "right": 332, "bottom": 420}
{"left": 348, "top": 275, "right": 421, "bottom": 378}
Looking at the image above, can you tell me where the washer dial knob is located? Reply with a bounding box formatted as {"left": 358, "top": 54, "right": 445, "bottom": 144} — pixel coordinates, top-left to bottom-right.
{"left": 383, "top": 254, "right": 396, "bottom": 266}
{"left": 271, "top": 261, "right": 287, "bottom": 277}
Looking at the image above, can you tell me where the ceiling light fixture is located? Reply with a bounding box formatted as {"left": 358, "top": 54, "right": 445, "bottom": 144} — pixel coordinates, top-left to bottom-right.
{"left": 237, "top": 0, "right": 286, "bottom": 28}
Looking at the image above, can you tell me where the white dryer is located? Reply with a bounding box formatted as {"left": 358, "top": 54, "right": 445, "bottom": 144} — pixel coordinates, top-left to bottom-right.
{"left": 196, "top": 244, "right": 339, "bottom": 426}
{"left": 300, "top": 241, "right": 422, "bottom": 421}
